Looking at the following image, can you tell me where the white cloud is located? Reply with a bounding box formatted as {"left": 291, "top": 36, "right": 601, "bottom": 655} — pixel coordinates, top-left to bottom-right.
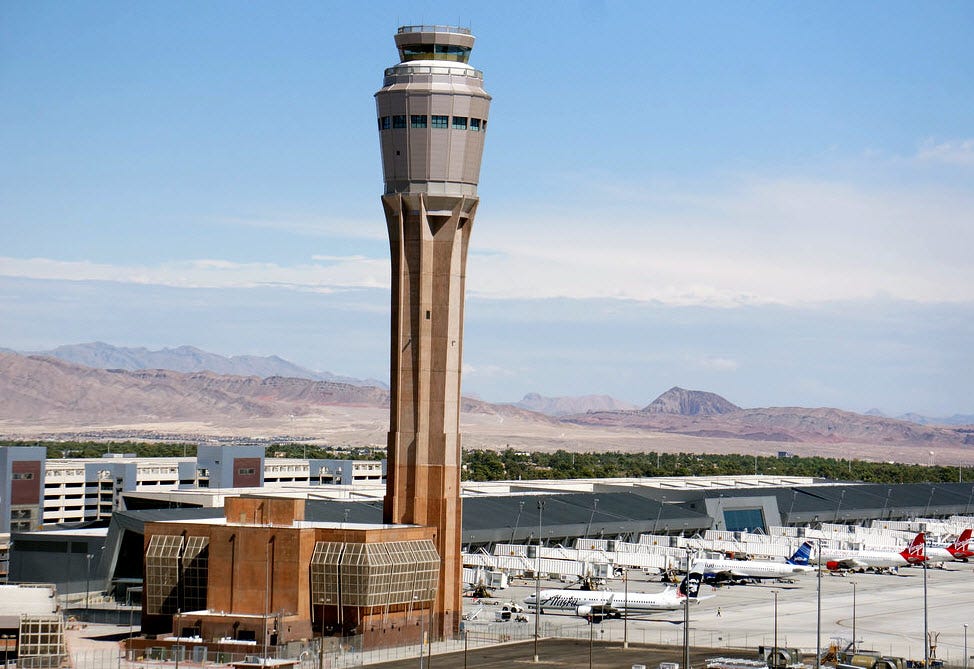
{"left": 4, "top": 155, "right": 973, "bottom": 308}
{"left": 916, "top": 138, "right": 974, "bottom": 166}
{"left": 463, "top": 362, "right": 518, "bottom": 378}
{"left": 469, "top": 174, "right": 974, "bottom": 305}
{"left": 688, "top": 356, "right": 740, "bottom": 372}
{"left": 0, "top": 256, "right": 389, "bottom": 292}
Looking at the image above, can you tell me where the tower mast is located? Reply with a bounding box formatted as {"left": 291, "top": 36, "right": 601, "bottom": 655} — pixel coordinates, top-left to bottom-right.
{"left": 375, "top": 25, "right": 491, "bottom": 638}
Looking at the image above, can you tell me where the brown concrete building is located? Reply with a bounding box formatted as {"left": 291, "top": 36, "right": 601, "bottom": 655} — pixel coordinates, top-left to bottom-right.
{"left": 141, "top": 497, "right": 437, "bottom": 651}
{"left": 375, "top": 25, "right": 491, "bottom": 640}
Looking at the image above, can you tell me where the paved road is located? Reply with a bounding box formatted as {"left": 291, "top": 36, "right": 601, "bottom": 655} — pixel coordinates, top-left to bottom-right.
{"left": 368, "top": 639, "right": 730, "bottom": 669}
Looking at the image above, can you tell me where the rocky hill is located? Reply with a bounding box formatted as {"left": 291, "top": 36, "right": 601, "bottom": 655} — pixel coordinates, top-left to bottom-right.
{"left": 514, "top": 392, "right": 638, "bottom": 416}
{"left": 567, "top": 387, "right": 974, "bottom": 448}
{"left": 643, "top": 386, "right": 741, "bottom": 415}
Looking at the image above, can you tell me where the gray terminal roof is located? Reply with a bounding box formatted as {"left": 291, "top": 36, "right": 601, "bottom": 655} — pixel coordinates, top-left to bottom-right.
{"left": 105, "top": 491, "right": 708, "bottom": 545}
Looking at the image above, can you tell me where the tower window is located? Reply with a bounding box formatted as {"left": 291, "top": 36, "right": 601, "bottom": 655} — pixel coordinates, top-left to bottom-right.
{"left": 379, "top": 116, "right": 391, "bottom": 130}
{"left": 431, "top": 115, "right": 448, "bottom": 129}
{"left": 482, "top": 120, "right": 487, "bottom": 131}
{"left": 410, "top": 115, "right": 428, "bottom": 128}
{"left": 469, "top": 118, "right": 481, "bottom": 131}
{"left": 452, "top": 117, "right": 467, "bottom": 130}
{"left": 392, "top": 115, "right": 407, "bottom": 129}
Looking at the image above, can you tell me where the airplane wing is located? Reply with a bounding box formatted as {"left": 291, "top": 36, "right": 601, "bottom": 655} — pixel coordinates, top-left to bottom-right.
{"left": 704, "top": 569, "right": 748, "bottom": 583}
{"left": 574, "top": 598, "right": 619, "bottom": 619}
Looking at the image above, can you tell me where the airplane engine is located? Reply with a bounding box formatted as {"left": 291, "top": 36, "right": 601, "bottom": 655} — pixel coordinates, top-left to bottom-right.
{"left": 576, "top": 605, "right": 592, "bottom": 617}
{"left": 825, "top": 561, "right": 842, "bottom": 571}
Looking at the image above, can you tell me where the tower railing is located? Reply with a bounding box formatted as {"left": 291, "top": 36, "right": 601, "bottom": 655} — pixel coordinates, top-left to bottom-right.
{"left": 384, "top": 64, "right": 483, "bottom": 79}
{"left": 397, "top": 25, "right": 472, "bottom": 34}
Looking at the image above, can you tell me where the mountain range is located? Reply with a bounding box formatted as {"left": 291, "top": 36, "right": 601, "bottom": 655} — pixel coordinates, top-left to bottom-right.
{"left": 1, "top": 346, "right": 972, "bottom": 457}
{"left": 20, "top": 342, "right": 385, "bottom": 388}
{"left": 16, "top": 343, "right": 967, "bottom": 427}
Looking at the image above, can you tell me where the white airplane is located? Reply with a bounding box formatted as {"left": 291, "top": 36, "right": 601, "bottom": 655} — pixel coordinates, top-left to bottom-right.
{"left": 692, "top": 543, "right": 815, "bottom": 583}
{"left": 815, "top": 532, "right": 931, "bottom": 571}
{"left": 523, "top": 572, "right": 705, "bottom": 619}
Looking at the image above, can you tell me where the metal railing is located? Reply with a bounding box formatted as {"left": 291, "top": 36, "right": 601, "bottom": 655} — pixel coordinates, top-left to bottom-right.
{"left": 384, "top": 64, "right": 483, "bottom": 79}
{"left": 398, "top": 25, "right": 471, "bottom": 35}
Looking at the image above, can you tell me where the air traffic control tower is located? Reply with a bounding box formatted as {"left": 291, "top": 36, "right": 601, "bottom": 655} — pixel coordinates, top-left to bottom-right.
{"left": 375, "top": 25, "right": 490, "bottom": 637}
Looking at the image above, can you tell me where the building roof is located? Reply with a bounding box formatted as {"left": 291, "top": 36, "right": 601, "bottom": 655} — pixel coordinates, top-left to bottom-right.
{"left": 0, "top": 584, "right": 59, "bottom": 627}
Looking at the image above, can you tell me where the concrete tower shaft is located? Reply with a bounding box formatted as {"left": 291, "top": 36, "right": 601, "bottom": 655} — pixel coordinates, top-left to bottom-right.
{"left": 375, "top": 25, "right": 490, "bottom": 639}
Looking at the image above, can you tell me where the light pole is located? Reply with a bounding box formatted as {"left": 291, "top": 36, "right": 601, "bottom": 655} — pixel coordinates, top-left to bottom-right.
{"left": 2, "top": 634, "right": 11, "bottom": 669}
{"left": 533, "top": 498, "right": 545, "bottom": 663}
{"left": 850, "top": 581, "right": 857, "bottom": 652}
{"left": 623, "top": 568, "right": 629, "bottom": 649}
{"left": 923, "top": 560, "right": 930, "bottom": 667}
{"left": 418, "top": 605, "right": 425, "bottom": 669}
{"left": 772, "top": 590, "right": 779, "bottom": 669}
{"left": 589, "top": 615, "right": 594, "bottom": 669}
{"left": 964, "top": 623, "right": 968, "bottom": 669}
{"left": 85, "top": 553, "right": 93, "bottom": 617}
{"left": 511, "top": 500, "right": 524, "bottom": 544}
{"left": 585, "top": 498, "right": 599, "bottom": 542}
{"left": 426, "top": 599, "right": 432, "bottom": 669}
{"left": 174, "top": 609, "right": 181, "bottom": 669}
{"left": 683, "top": 548, "right": 691, "bottom": 669}
{"left": 815, "top": 538, "right": 822, "bottom": 669}
{"left": 654, "top": 495, "right": 666, "bottom": 534}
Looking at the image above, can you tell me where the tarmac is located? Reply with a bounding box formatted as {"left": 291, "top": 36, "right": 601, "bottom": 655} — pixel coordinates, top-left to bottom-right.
{"left": 64, "top": 562, "right": 974, "bottom": 669}
{"left": 459, "top": 562, "right": 974, "bottom": 666}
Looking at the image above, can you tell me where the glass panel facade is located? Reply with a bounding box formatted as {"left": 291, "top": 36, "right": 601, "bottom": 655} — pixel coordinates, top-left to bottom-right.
{"left": 145, "top": 534, "right": 183, "bottom": 615}
{"left": 431, "top": 115, "right": 448, "bottom": 129}
{"left": 310, "top": 541, "right": 343, "bottom": 606}
{"left": 723, "top": 508, "right": 766, "bottom": 532}
{"left": 469, "top": 118, "right": 480, "bottom": 131}
{"left": 400, "top": 45, "right": 471, "bottom": 63}
{"left": 18, "top": 615, "right": 66, "bottom": 669}
{"left": 310, "top": 539, "right": 439, "bottom": 609}
{"left": 410, "top": 115, "right": 428, "bottom": 128}
{"left": 452, "top": 117, "right": 467, "bottom": 130}
{"left": 392, "top": 115, "right": 407, "bottom": 129}
{"left": 181, "top": 536, "right": 209, "bottom": 612}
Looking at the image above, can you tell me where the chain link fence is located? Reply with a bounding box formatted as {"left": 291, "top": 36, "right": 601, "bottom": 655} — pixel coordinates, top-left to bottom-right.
{"left": 65, "top": 623, "right": 967, "bottom": 669}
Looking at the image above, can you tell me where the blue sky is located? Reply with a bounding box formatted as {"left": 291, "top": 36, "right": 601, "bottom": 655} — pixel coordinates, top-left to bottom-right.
{"left": 2, "top": 1, "right": 973, "bottom": 416}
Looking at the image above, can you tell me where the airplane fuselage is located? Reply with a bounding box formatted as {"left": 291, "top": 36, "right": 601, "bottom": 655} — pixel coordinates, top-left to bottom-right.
{"left": 692, "top": 558, "right": 813, "bottom": 581}
{"left": 524, "top": 588, "right": 683, "bottom": 614}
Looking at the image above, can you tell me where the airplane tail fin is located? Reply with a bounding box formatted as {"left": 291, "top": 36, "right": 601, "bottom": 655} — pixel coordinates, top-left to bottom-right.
{"left": 900, "top": 532, "right": 926, "bottom": 564}
{"left": 677, "top": 572, "right": 704, "bottom": 600}
{"left": 786, "top": 541, "right": 814, "bottom": 566}
{"left": 948, "top": 528, "right": 972, "bottom": 557}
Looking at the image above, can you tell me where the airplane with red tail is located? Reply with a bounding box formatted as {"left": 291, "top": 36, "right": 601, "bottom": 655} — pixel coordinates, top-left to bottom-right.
{"left": 815, "top": 532, "right": 929, "bottom": 572}
{"left": 943, "top": 529, "right": 973, "bottom": 561}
